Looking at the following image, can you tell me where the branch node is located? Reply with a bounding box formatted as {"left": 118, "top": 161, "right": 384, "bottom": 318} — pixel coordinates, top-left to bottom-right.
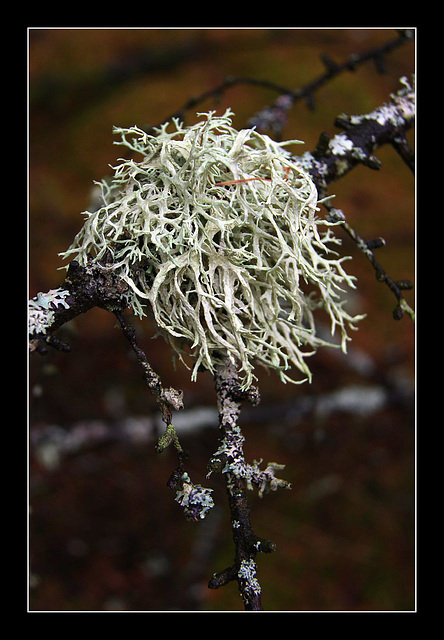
{"left": 231, "top": 384, "right": 261, "bottom": 406}
{"left": 374, "top": 53, "right": 387, "bottom": 74}
{"left": 366, "top": 237, "right": 386, "bottom": 250}
{"left": 304, "top": 91, "right": 315, "bottom": 111}
{"left": 346, "top": 53, "right": 360, "bottom": 71}
{"left": 45, "top": 334, "right": 71, "bottom": 352}
{"left": 375, "top": 268, "right": 387, "bottom": 282}
{"left": 208, "top": 565, "right": 237, "bottom": 589}
{"left": 320, "top": 52, "right": 339, "bottom": 73}
{"left": 313, "top": 131, "right": 331, "bottom": 158}
{"left": 334, "top": 113, "right": 353, "bottom": 130}
{"left": 252, "top": 537, "right": 277, "bottom": 554}
{"left": 362, "top": 154, "right": 382, "bottom": 170}
{"left": 396, "top": 279, "right": 414, "bottom": 290}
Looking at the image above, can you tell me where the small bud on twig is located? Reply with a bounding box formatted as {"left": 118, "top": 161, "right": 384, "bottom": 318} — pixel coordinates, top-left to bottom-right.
{"left": 366, "top": 237, "right": 386, "bottom": 250}
{"left": 396, "top": 279, "right": 414, "bottom": 290}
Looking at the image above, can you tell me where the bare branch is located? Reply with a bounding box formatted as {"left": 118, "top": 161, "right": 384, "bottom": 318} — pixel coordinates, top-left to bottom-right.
{"left": 113, "top": 310, "right": 184, "bottom": 429}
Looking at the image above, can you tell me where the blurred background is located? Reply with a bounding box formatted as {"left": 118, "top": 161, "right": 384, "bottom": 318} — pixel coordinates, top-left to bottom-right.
{"left": 28, "top": 27, "right": 415, "bottom": 612}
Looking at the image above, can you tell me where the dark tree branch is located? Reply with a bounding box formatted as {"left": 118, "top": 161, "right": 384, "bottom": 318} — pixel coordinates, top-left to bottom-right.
{"left": 324, "top": 206, "right": 415, "bottom": 321}
{"left": 113, "top": 310, "right": 184, "bottom": 429}
{"left": 208, "top": 360, "right": 278, "bottom": 611}
{"left": 28, "top": 259, "right": 129, "bottom": 353}
{"left": 28, "top": 259, "right": 186, "bottom": 450}
{"left": 247, "top": 30, "right": 414, "bottom": 138}
{"left": 297, "top": 76, "right": 415, "bottom": 321}
{"left": 391, "top": 134, "right": 415, "bottom": 172}
{"left": 300, "top": 76, "right": 415, "bottom": 191}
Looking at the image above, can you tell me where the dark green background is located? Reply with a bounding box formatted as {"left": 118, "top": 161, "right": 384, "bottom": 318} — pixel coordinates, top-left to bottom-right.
{"left": 29, "top": 28, "right": 415, "bottom": 612}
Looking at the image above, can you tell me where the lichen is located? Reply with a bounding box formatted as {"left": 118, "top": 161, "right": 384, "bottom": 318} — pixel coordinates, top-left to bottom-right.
{"left": 238, "top": 558, "right": 262, "bottom": 597}
{"left": 329, "top": 134, "right": 354, "bottom": 156}
{"left": 174, "top": 472, "right": 214, "bottom": 521}
{"left": 208, "top": 426, "right": 291, "bottom": 498}
{"left": 28, "top": 288, "right": 71, "bottom": 336}
{"left": 349, "top": 75, "right": 415, "bottom": 127}
{"left": 246, "top": 459, "right": 292, "bottom": 498}
{"left": 60, "top": 109, "right": 363, "bottom": 389}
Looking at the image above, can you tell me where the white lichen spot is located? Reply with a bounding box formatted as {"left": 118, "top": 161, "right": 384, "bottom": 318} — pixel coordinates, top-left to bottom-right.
{"left": 329, "top": 134, "right": 354, "bottom": 156}
{"left": 299, "top": 152, "right": 329, "bottom": 185}
{"left": 30, "top": 288, "right": 70, "bottom": 311}
{"left": 351, "top": 147, "right": 367, "bottom": 162}
{"left": 29, "top": 306, "right": 55, "bottom": 336}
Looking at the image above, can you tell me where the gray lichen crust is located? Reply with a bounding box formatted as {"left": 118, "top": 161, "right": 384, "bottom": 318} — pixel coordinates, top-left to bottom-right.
{"left": 60, "top": 110, "right": 364, "bottom": 389}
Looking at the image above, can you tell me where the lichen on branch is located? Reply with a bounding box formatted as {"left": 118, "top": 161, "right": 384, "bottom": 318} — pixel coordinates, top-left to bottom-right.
{"left": 59, "top": 109, "right": 364, "bottom": 389}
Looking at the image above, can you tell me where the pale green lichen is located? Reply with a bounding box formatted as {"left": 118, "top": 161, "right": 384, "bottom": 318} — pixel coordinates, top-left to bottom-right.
{"left": 238, "top": 558, "right": 262, "bottom": 597}
{"left": 60, "top": 109, "right": 363, "bottom": 389}
{"left": 174, "top": 472, "right": 214, "bottom": 521}
{"left": 28, "top": 288, "right": 71, "bottom": 336}
{"left": 208, "top": 424, "right": 291, "bottom": 498}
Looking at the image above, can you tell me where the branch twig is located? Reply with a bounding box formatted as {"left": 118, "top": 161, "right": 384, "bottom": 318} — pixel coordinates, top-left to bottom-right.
{"left": 301, "top": 76, "right": 415, "bottom": 191}
{"left": 209, "top": 360, "right": 276, "bottom": 611}
{"left": 146, "top": 30, "right": 414, "bottom": 139}
{"left": 324, "top": 206, "right": 415, "bottom": 321}
{"left": 113, "top": 310, "right": 184, "bottom": 428}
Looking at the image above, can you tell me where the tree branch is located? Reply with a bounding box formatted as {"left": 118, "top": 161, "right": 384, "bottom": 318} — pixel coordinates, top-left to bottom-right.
{"left": 28, "top": 259, "right": 129, "bottom": 354}
{"left": 297, "top": 76, "right": 415, "bottom": 321}
{"left": 300, "top": 76, "right": 415, "bottom": 191}
{"left": 113, "top": 310, "right": 184, "bottom": 429}
{"left": 209, "top": 360, "right": 278, "bottom": 611}
{"left": 324, "top": 207, "right": 415, "bottom": 321}
{"left": 149, "top": 30, "right": 414, "bottom": 139}
{"left": 247, "top": 30, "right": 414, "bottom": 137}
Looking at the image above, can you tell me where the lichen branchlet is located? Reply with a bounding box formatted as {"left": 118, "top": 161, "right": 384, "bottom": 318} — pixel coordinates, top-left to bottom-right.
{"left": 60, "top": 109, "right": 364, "bottom": 389}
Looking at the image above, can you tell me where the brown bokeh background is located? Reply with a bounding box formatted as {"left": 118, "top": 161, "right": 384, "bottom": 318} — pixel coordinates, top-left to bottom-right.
{"left": 29, "top": 28, "right": 415, "bottom": 612}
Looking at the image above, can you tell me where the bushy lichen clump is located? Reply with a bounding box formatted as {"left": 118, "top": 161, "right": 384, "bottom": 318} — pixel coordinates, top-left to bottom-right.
{"left": 60, "top": 110, "right": 363, "bottom": 388}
